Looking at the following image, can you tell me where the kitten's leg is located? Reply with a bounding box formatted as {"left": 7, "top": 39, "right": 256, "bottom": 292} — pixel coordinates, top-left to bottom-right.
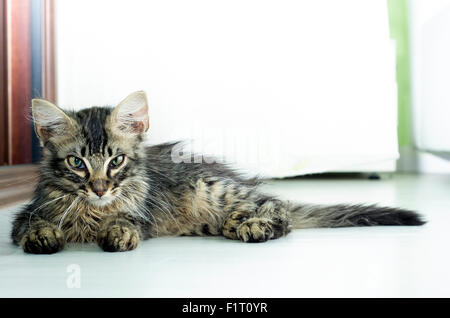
{"left": 97, "top": 212, "right": 142, "bottom": 252}
{"left": 13, "top": 215, "right": 66, "bottom": 254}
{"left": 222, "top": 194, "right": 292, "bottom": 243}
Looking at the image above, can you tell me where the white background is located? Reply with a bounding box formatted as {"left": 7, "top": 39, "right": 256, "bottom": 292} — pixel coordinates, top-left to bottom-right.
{"left": 55, "top": 0, "right": 399, "bottom": 177}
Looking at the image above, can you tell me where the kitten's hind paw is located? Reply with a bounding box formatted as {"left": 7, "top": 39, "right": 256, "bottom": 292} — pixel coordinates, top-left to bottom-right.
{"left": 97, "top": 225, "right": 140, "bottom": 252}
{"left": 21, "top": 225, "right": 65, "bottom": 254}
{"left": 236, "top": 217, "right": 274, "bottom": 243}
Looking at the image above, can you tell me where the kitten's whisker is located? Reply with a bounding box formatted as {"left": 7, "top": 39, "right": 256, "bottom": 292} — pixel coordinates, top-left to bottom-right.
{"left": 114, "top": 192, "right": 162, "bottom": 237}
{"left": 58, "top": 197, "right": 80, "bottom": 229}
{"left": 134, "top": 185, "right": 181, "bottom": 230}
{"left": 28, "top": 194, "right": 70, "bottom": 228}
{"left": 119, "top": 194, "right": 150, "bottom": 222}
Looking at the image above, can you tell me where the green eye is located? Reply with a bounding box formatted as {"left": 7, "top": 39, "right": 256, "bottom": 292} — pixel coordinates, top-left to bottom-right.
{"left": 68, "top": 156, "right": 85, "bottom": 169}
{"left": 110, "top": 155, "right": 125, "bottom": 168}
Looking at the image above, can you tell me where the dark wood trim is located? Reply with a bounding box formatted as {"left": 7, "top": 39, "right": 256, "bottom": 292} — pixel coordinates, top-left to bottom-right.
{"left": 0, "top": 0, "right": 52, "bottom": 166}
{"left": 0, "top": 1, "right": 8, "bottom": 166}
{"left": 5, "top": 0, "right": 32, "bottom": 165}
{"left": 43, "top": 0, "right": 55, "bottom": 102}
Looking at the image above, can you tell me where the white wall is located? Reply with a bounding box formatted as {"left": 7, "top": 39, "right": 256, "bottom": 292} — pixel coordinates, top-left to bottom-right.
{"left": 410, "top": 0, "right": 450, "bottom": 151}
{"left": 55, "top": 0, "right": 399, "bottom": 177}
{"left": 406, "top": 0, "right": 450, "bottom": 173}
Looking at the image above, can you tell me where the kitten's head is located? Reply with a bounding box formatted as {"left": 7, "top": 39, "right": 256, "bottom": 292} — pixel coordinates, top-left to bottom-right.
{"left": 32, "top": 91, "right": 149, "bottom": 207}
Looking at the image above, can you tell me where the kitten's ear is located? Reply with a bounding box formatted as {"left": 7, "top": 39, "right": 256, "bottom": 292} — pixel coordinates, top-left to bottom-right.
{"left": 111, "top": 91, "right": 149, "bottom": 135}
{"left": 32, "top": 99, "right": 75, "bottom": 143}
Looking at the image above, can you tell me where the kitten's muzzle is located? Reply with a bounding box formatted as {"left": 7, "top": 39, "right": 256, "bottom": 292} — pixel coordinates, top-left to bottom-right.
{"left": 90, "top": 179, "right": 108, "bottom": 198}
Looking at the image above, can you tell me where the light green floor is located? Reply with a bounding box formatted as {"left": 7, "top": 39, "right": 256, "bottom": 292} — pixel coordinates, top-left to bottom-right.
{"left": 0, "top": 174, "right": 447, "bottom": 297}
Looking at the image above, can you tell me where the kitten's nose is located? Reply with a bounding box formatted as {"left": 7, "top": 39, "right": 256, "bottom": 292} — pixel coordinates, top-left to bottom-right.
{"left": 91, "top": 179, "right": 107, "bottom": 198}
{"left": 95, "top": 190, "right": 105, "bottom": 198}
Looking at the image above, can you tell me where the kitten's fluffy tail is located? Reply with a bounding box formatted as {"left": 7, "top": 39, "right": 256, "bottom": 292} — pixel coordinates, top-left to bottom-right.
{"left": 290, "top": 203, "right": 426, "bottom": 229}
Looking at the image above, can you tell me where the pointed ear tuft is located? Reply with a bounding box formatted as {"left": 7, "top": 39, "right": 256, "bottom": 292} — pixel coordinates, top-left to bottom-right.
{"left": 111, "top": 91, "right": 149, "bottom": 135}
{"left": 32, "top": 99, "right": 74, "bottom": 143}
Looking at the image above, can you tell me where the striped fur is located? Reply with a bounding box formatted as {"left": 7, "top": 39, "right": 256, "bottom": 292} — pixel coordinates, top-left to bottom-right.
{"left": 11, "top": 92, "right": 426, "bottom": 254}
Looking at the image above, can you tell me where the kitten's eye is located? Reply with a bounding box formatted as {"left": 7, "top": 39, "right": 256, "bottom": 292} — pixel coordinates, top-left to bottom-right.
{"left": 67, "top": 156, "right": 86, "bottom": 169}
{"left": 109, "top": 155, "right": 125, "bottom": 168}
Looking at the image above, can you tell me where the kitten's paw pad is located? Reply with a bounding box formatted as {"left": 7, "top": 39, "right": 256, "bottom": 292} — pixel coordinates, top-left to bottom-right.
{"left": 222, "top": 211, "right": 249, "bottom": 239}
{"left": 21, "top": 226, "right": 65, "bottom": 254}
{"left": 97, "top": 225, "right": 139, "bottom": 252}
{"left": 236, "top": 218, "right": 274, "bottom": 243}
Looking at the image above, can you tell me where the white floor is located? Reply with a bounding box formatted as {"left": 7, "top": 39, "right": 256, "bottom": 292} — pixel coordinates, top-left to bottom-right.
{"left": 0, "top": 173, "right": 449, "bottom": 297}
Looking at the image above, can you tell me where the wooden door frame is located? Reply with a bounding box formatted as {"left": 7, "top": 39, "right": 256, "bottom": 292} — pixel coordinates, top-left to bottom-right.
{"left": 43, "top": 0, "right": 55, "bottom": 103}
{"left": 0, "top": 0, "right": 55, "bottom": 166}
{"left": 0, "top": 0, "right": 8, "bottom": 165}
{"left": 2, "top": 0, "right": 31, "bottom": 165}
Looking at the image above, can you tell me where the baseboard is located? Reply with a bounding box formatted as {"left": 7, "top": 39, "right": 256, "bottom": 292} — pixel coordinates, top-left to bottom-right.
{"left": 397, "top": 146, "right": 450, "bottom": 174}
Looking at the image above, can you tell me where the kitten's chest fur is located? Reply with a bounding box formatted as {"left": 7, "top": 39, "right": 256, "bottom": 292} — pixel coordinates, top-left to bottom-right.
{"left": 48, "top": 199, "right": 116, "bottom": 243}
{"left": 43, "top": 168, "right": 243, "bottom": 242}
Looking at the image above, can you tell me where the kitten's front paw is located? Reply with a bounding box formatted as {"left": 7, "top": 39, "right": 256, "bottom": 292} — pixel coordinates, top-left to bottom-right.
{"left": 97, "top": 225, "right": 140, "bottom": 252}
{"left": 236, "top": 217, "right": 274, "bottom": 243}
{"left": 21, "top": 226, "right": 65, "bottom": 254}
{"left": 222, "top": 211, "right": 249, "bottom": 240}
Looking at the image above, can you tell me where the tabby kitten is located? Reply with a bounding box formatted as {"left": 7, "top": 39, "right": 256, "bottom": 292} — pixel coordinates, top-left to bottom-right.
{"left": 11, "top": 91, "right": 425, "bottom": 254}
